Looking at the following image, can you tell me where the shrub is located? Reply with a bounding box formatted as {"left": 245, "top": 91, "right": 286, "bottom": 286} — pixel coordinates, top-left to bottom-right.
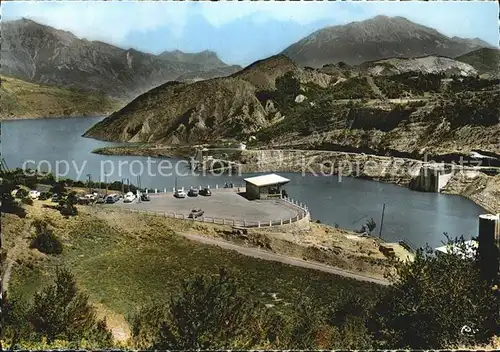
{"left": 153, "top": 269, "right": 257, "bottom": 349}
{"left": 368, "top": 237, "right": 499, "bottom": 349}
{"left": 29, "top": 267, "right": 112, "bottom": 345}
{"left": 30, "top": 220, "right": 63, "bottom": 255}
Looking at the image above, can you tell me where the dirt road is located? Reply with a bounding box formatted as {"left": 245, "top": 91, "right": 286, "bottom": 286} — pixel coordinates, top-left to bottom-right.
{"left": 179, "top": 232, "right": 390, "bottom": 286}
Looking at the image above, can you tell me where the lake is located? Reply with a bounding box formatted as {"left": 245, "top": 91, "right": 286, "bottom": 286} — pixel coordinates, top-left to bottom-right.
{"left": 1, "top": 116, "right": 486, "bottom": 248}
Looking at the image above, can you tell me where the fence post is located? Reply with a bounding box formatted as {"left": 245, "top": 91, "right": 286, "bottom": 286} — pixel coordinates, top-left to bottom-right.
{"left": 216, "top": 184, "right": 218, "bottom": 189}
{"left": 155, "top": 188, "right": 158, "bottom": 193}
{"left": 222, "top": 218, "right": 225, "bottom": 225}
{"left": 232, "top": 219, "right": 235, "bottom": 226}
{"left": 164, "top": 188, "right": 166, "bottom": 193}
{"left": 269, "top": 220, "right": 272, "bottom": 227}
{"left": 258, "top": 221, "right": 261, "bottom": 228}
{"left": 212, "top": 217, "right": 215, "bottom": 223}
{"left": 145, "top": 189, "right": 148, "bottom": 194}
{"left": 289, "top": 217, "right": 292, "bottom": 224}
{"left": 172, "top": 187, "right": 175, "bottom": 192}
{"left": 244, "top": 220, "right": 247, "bottom": 227}
{"left": 280, "top": 219, "right": 283, "bottom": 225}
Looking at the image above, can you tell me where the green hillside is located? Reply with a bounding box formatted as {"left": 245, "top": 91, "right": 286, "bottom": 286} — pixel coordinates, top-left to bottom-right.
{"left": 0, "top": 75, "right": 122, "bottom": 119}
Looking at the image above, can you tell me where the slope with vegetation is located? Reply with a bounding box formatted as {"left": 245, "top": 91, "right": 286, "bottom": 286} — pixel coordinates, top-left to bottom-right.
{"left": 0, "top": 75, "right": 122, "bottom": 119}
{"left": 456, "top": 47, "right": 500, "bottom": 77}
{"left": 2, "top": 206, "right": 498, "bottom": 349}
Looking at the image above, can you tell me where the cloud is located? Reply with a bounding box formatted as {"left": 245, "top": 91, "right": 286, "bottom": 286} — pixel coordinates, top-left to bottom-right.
{"left": 197, "top": 1, "right": 363, "bottom": 27}
{"left": 3, "top": 1, "right": 191, "bottom": 44}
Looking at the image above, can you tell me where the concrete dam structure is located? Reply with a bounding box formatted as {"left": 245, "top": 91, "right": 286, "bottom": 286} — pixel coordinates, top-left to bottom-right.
{"left": 409, "top": 164, "right": 455, "bottom": 193}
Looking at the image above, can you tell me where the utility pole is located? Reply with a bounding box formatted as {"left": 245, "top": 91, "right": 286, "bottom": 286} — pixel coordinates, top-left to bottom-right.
{"left": 121, "top": 178, "right": 124, "bottom": 195}
{"left": 379, "top": 203, "right": 386, "bottom": 239}
{"left": 86, "top": 174, "right": 91, "bottom": 194}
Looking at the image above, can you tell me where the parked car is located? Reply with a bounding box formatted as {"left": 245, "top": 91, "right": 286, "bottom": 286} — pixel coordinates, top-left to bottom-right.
{"left": 140, "top": 194, "right": 150, "bottom": 201}
{"left": 84, "top": 194, "right": 96, "bottom": 201}
{"left": 174, "top": 189, "right": 187, "bottom": 198}
{"left": 123, "top": 192, "right": 136, "bottom": 203}
{"left": 188, "top": 208, "right": 204, "bottom": 219}
{"left": 199, "top": 188, "right": 211, "bottom": 196}
{"left": 106, "top": 194, "right": 120, "bottom": 203}
{"left": 187, "top": 189, "right": 199, "bottom": 197}
{"left": 77, "top": 196, "right": 91, "bottom": 205}
{"left": 95, "top": 196, "right": 106, "bottom": 204}
{"left": 29, "top": 190, "right": 40, "bottom": 199}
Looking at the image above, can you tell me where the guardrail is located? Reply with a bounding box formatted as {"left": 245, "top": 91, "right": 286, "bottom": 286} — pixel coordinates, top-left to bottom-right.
{"left": 114, "top": 195, "right": 309, "bottom": 229}
{"left": 143, "top": 183, "right": 245, "bottom": 194}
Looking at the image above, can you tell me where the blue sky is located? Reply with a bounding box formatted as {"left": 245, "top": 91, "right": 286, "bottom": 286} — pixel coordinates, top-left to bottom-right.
{"left": 3, "top": 1, "right": 498, "bottom": 66}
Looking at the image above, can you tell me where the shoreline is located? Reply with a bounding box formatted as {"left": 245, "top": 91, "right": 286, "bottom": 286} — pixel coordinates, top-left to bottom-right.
{"left": 1, "top": 114, "right": 108, "bottom": 121}
{"left": 88, "top": 145, "right": 500, "bottom": 214}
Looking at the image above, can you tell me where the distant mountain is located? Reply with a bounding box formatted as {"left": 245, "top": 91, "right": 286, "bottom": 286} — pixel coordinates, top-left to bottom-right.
{"left": 456, "top": 48, "right": 500, "bottom": 77}
{"left": 159, "top": 49, "right": 230, "bottom": 70}
{"left": 282, "top": 15, "right": 493, "bottom": 67}
{"left": 0, "top": 19, "right": 238, "bottom": 99}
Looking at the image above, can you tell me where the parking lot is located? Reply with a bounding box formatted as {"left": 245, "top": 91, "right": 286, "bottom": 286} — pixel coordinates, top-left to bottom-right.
{"left": 108, "top": 191, "right": 301, "bottom": 223}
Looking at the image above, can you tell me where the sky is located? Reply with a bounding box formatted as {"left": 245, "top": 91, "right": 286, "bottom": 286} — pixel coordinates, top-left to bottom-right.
{"left": 3, "top": 1, "right": 498, "bottom": 66}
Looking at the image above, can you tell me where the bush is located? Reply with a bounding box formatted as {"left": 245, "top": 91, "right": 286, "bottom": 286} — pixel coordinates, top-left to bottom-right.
{"left": 153, "top": 269, "right": 257, "bottom": 349}
{"left": 368, "top": 238, "right": 499, "bottom": 349}
{"left": 30, "top": 220, "right": 63, "bottom": 255}
{"left": 29, "top": 267, "right": 112, "bottom": 345}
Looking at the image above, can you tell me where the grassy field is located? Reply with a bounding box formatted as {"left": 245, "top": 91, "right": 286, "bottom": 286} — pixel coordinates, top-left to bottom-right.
{"left": 4, "top": 205, "right": 384, "bottom": 333}
{"left": 0, "top": 75, "right": 123, "bottom": 119}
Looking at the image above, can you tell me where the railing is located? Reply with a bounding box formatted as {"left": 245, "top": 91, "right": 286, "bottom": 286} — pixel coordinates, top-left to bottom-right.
{"left": 143, "top": 183, "right": 245, "bottom": 195}
{"left": 114, "top": 195, "right": 310, "bottom": 229}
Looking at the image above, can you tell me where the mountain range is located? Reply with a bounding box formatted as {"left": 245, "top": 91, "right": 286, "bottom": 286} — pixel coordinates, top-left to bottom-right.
{"left": 282, "top": 15, "right": 494, "bottom": 68}
{"left": 0, "top": 19, "right": 241, "bottom": 99}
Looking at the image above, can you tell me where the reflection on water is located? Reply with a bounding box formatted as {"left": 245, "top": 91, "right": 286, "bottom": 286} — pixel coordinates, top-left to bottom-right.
{"left": 1, "top": 116, "right": 486, "bottom": 248}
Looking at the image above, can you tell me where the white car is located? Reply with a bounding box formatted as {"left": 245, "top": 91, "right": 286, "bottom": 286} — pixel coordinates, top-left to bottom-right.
{"left": 123, "top": 192, "right": 136, "bottom": 203}
{"left": 29, "top": 190, "right": 40, "bottom": 199}
{"left": 174, "top": 189, "right": 186, "bottom": 198}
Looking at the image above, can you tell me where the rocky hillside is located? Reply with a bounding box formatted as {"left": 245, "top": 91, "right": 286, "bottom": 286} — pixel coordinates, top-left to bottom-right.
{"left": 361, "top": 56, "right": 477, "bottom": 77}
{"left": 83, "top": 55, "right": 333, "bottom": 143}
{"left": 0, "top": 75, "right": 122, "bottom": 119}
{"left": 84, "top": 51, "right": 499, "bottom": 159}
{"left": 456, "top": 48, "right": 500, "bottom": 77}
{"left": 1, "top": 19, "right": 238, "bottom": 99}
{"left": 282, "top": 15, "right": 492, "bottom": 67}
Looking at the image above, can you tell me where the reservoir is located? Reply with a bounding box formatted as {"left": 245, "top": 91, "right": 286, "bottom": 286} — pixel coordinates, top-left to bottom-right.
{"left": 1, "top": 116, "right": 486, "bottom": 249}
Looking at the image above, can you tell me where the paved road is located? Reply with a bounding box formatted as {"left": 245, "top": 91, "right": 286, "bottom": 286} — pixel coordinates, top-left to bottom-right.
{"left": 112, "top": 192, "right": 300, "bottom": 224}
{"left": 178, "top": 232, "right": 390, "bottom": 286}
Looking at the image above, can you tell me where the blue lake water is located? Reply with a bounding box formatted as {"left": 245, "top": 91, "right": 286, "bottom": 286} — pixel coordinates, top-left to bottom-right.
{"left": 1, "top": 116, "right": 486, "bottom": 248}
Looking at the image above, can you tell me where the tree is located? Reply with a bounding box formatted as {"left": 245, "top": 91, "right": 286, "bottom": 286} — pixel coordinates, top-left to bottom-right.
{"left": 365, "top": 218, "right": 377, "bottom": 234}
{"left": 59, "top": 191, "right": 78, "bottom": 216}
{"left": 30, "top": 219, "right": 63, "bottom": 255}
{"left": 0, "top": 180, "right": 26, "bottom": 217}
{"left": 151, "top": 269, "right": 257, "bottom": 349}
{"left": 368, "top": 238, "right": 499, "bottom": 349}
{"left": 29, "top": 267, "right": 112, "bottom": 345}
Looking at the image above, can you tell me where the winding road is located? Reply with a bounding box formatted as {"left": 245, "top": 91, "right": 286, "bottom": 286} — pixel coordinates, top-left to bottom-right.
{"left": 179, "top": 232, "right": 390, "bottom": 286}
